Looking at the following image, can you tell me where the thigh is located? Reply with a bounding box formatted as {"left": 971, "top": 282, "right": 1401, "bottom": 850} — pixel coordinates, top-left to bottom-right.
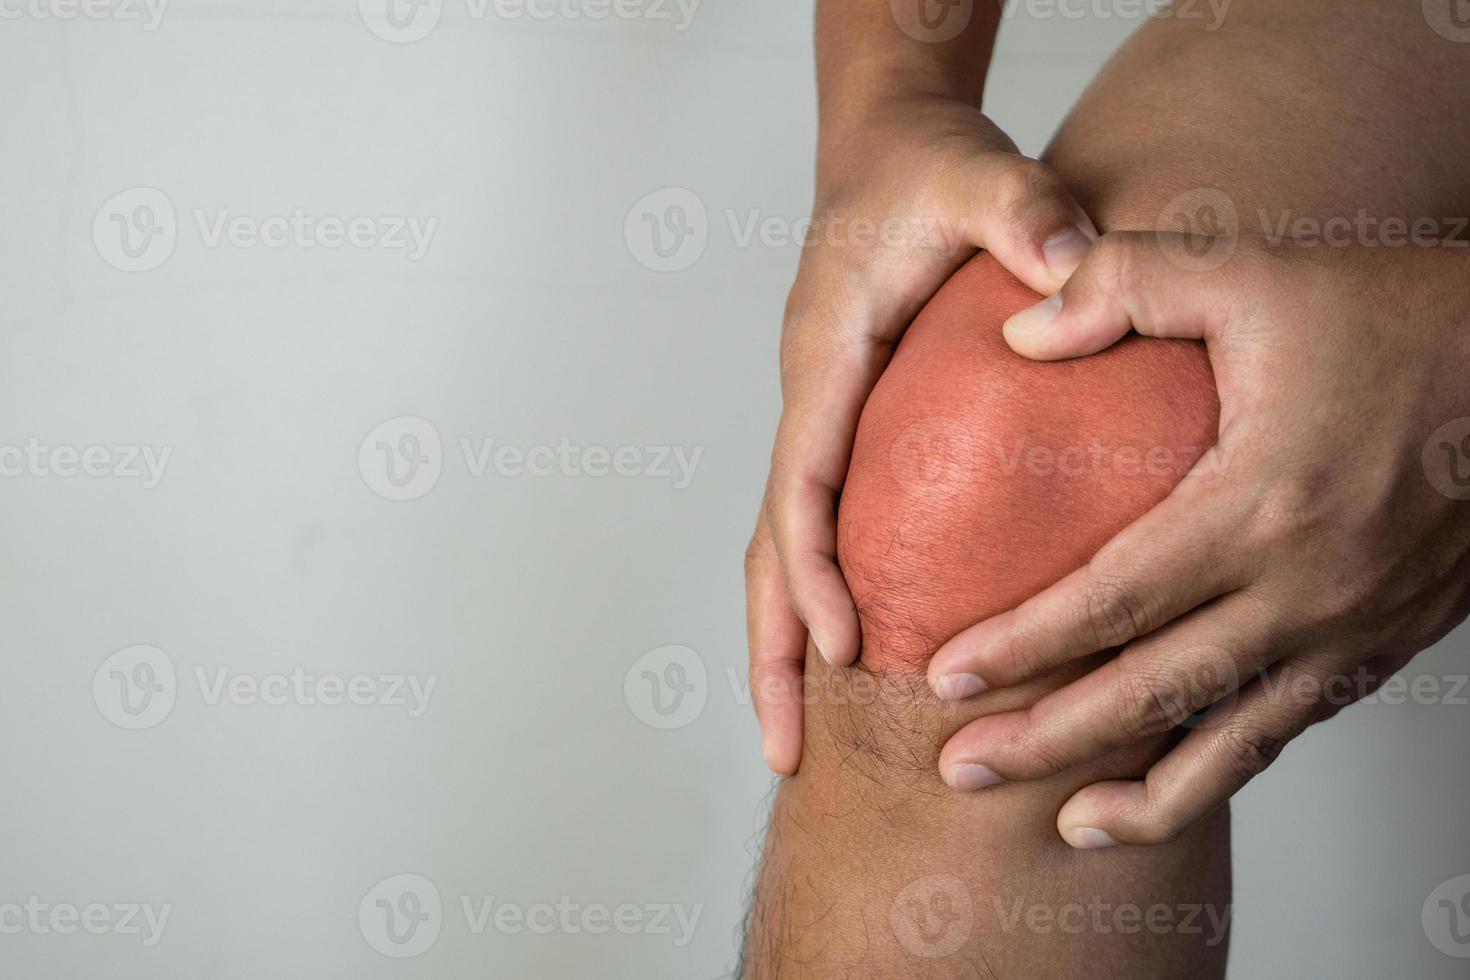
{"left": 1045, "top": 0, "right": 1470, "bottom": 232}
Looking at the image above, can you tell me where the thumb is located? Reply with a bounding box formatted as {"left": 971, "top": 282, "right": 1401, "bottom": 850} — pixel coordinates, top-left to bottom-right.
{"left": 1002, "top": 230, "right": 1246, "bottom": 361}
{"left": 959, "top": 153, "right": 1099, "bottom": 296}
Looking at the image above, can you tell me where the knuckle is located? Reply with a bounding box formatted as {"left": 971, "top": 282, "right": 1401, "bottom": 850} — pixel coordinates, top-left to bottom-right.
{"left": 780, "top": 270, "right": 844, "bottom": 334}
{"left": 1116, "top": 668, "right": 1197, "bottom": 740}
{"left": 1229, "top": 236, "right": 1283, "bottom": 285}
{"left": 1010, "top": 723, "right": 1071, "bottom": 778}
{"left": 781, "top": 284, "right": 807, "bottom": 327}
{"left": 1133, "top": 813, "right": 1185, "bottom": 846}
{"left": 1082, "top": 573, "right": 1150, "bottom": 649}
{"left": 748, "top": 658, "right": 796, "bottom": 708}
{"left": 782, "top": 263, "right": 833, "bottom": 321}
{"left": 1313, "top": 572, "right": 1379, "bottom": 628}
{"left": 779, "top": 297, "right": 838, "bottom": 360}
{"left": 746, "top": 510, "right": 789, "bottom": 581}
{"left": 744, "top": 534, "right": 772, "bottom": 578}
{"left": 1090, "top": 232, "right": 1168, "bottom": 309}
{"left": 746, "top": 658, "right": 767, "bottom": 703}
{"left": 996, "top": 635, "right": 1046, "bottom": 682}
{"left": 1089, "top": 233, "right": 1142, "bottom": 301}
{"left": 1244, "top": 477, "right": 1321, "bottom": 549}
{"left": 985, "top": 160, "right": 1064, "bottom": 225}
{"left": 1218, "top": 723, "right": 1290, "bottom": 781}
{"left": 1245, "top": 491, "right": 1299, "bottom": 546}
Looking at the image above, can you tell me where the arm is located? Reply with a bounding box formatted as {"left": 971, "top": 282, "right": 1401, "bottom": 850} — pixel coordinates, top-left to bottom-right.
{"left": 813, "top": 0, "right": 998, "bottom": 120}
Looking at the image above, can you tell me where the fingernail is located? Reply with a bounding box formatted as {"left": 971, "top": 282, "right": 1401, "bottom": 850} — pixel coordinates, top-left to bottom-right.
{"left": 1043, "top": 225, "right": 1093, "bottom": 281}
{"left": 946, "top": 763, "right": 1004, "bottom": 791}
{"left": 1066, "top": 826, "right": 1119, "bottom": 850}
{"left": 933, "top": 673, "right": 987, "bottom": 700}
{"left": 1004, "top": 293, "right": 1062, "bottom": 337}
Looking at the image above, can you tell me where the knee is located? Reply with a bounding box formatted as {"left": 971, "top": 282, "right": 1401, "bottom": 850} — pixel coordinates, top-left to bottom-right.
{"left": 837, "top": 252, "right": 1220, "bottom": 673}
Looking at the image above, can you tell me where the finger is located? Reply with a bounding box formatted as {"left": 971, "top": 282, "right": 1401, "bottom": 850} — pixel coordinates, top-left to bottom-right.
{"left": 745, "top": 517, "right": 807, "bottom": 774}
{"left": 937, "top": 590, "right": 1278, "bottom": 788}
{"left": 1002, "top": 230, "right": 1256, "bottom": 360}
{"left": 766, "top": 460, "right": 860, "bottom": 667}
{"left": 767, "top": 297, "right": 895, "bottom": 668}
{"left": 959, "top": 153, "right": 1100, "bottom": 294}
{"left": 1055, "top": 653, "right": 1338, "bottom": 847}
{"left": 928, "top": 474, "right": 1250, "bottom": 698}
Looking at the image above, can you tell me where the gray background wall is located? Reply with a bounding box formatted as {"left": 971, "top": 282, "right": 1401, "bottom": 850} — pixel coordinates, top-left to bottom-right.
{"left": 2, "top": 1, "right": 1467, "bottom": 977}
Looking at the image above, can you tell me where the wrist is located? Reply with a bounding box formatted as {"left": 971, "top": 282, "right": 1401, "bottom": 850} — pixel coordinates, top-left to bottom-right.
{"left": 814, "top": 90, "right": 1002, "bottom": 199}
{"left": 814, "top": 0, "right": 1000, "bottom": 133}
{"left": 819, "top": 57, "right": 977, "bottom": 125}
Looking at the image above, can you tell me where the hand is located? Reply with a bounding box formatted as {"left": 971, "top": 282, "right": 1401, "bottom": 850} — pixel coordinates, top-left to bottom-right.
{"left": 746, "top": 93, "right": 1099, "bottom": 773}
{"left": 927, "top": 232, "right": 1470, "bottom": 845}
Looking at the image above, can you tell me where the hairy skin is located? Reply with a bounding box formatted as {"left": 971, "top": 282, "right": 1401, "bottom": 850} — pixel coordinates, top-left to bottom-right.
{"left": 743, "top": 2, "right": 1470, "bottom": 977}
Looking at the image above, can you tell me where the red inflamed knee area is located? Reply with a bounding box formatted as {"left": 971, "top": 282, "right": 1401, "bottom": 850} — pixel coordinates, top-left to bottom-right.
{"left": 837, "top": 252, "right": 1221, "bottom": 674}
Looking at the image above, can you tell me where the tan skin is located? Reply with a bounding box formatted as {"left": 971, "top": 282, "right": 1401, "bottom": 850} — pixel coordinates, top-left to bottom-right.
{"left": 744, "top": 1, "right": 1470, "bottom": 976}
